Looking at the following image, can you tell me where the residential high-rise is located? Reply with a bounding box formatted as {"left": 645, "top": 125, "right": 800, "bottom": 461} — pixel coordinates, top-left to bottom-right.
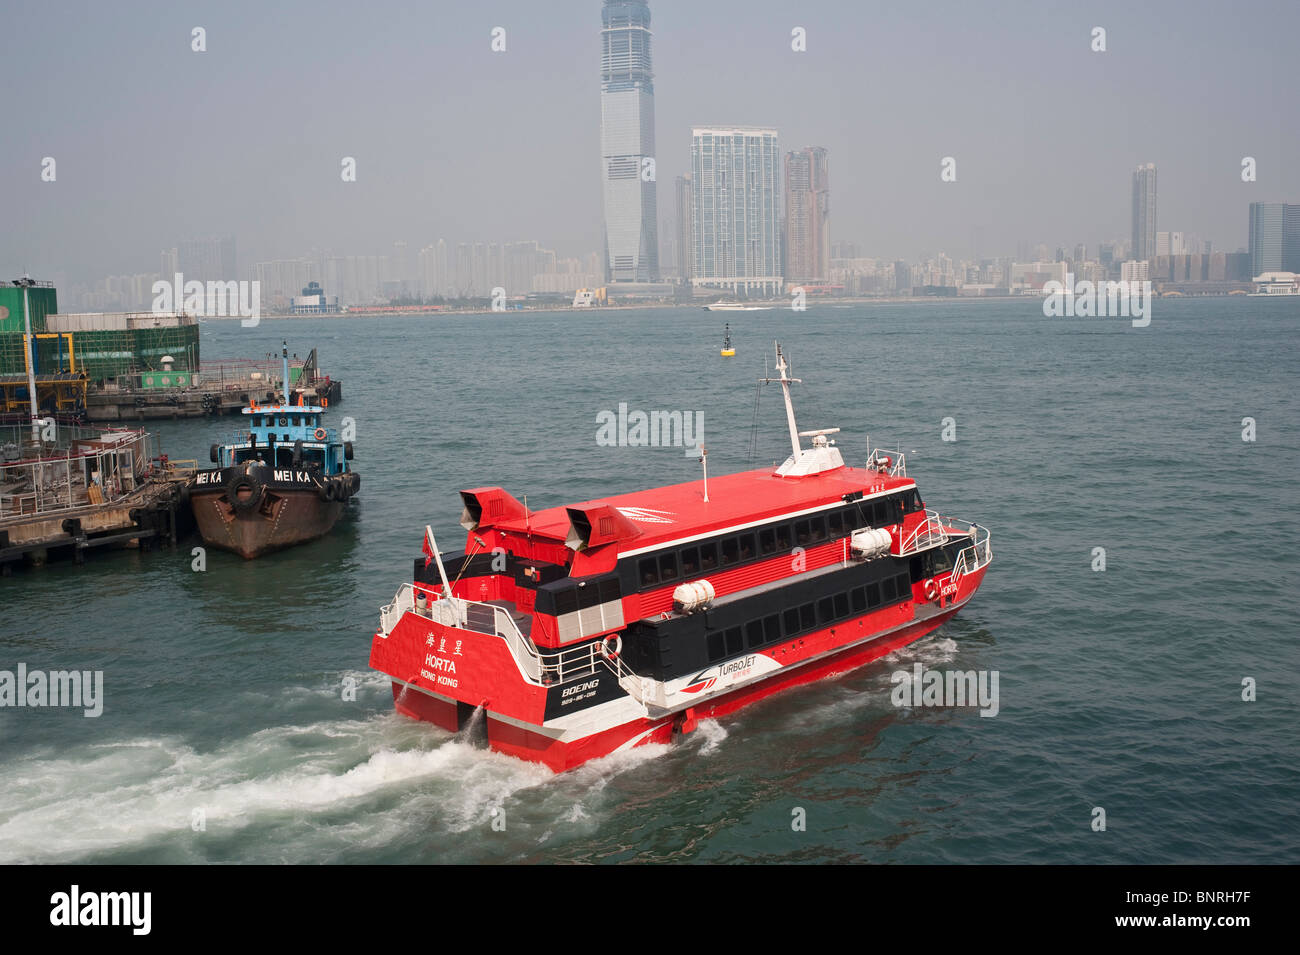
{"left": 1131, "top": 164, "right": 1157, "bottom": 262}
{"left": 784, "top": 147, "right": 830, "bottom": 287}
{"left": 1249, "top": 202, "right": 1300, "bottom": 276}
{"left": 690, "top": 127, "right": 783, "bottom": 296}
{"left": 600, "top": 0, "right": 658, "bottom": 283}
{"left": 674, "top": 174, "right": 693, "bottom": 280}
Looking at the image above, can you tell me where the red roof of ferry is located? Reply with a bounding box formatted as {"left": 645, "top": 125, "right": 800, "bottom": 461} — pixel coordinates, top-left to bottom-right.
{"left": 490, "top": 464, "right": 915, "bottom": 552}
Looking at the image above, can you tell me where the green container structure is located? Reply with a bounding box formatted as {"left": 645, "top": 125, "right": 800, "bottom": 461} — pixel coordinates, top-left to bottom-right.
{"left": 0, "top": 283, "right": 58, "bottom": 333}
{"left": 0, "top": 281, "right": 200, "bottom": 383}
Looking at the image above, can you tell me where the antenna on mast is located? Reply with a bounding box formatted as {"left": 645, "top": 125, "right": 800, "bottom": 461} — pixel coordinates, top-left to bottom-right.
{"left": 758, "top": 341, "right": 803, "bottom": 460}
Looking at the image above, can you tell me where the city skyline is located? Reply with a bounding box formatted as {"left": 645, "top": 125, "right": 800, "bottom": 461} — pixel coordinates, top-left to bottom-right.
{"left": 5, "top": 0, "right": 1297, "bottom": 289}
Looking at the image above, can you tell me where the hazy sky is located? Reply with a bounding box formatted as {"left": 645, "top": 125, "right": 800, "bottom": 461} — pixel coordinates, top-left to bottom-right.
{"left": 4, "top": 0, "right": 1297, "bottom": 284}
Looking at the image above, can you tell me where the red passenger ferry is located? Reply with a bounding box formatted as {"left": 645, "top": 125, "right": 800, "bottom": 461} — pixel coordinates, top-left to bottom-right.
{"left": 369, "top": 344, "right": 992, "bottom": 771}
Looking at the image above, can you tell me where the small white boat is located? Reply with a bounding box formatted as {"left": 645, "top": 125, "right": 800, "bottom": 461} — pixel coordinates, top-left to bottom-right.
{"left": 703, "top": 301, "right": 772, "bottom": 311}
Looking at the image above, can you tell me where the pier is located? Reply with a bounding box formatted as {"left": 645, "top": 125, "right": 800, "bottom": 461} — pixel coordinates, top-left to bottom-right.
{"left": 84, "top": 348, "right": 342, "bottom": 422}
{"left": 0, "top": 426, "right": 193, "bottom": 572}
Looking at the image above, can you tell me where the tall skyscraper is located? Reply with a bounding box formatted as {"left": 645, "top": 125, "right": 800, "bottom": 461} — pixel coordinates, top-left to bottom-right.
{"left": 1249, "top": 202, "right": 1300, "bottom": 276}
{"left": 783, "top": 147, "right": 830, "bottom": 287}
{"left": 690, "top": 127, "right": 783, "bottom": 296}
{"left": 674, "top": 174, "right": 693, "bottom": 280}
{"left": 600, "top": 0, "right": 658, "bottom": 283}
{"left": 1131, "top": 164, "right": 1157, "bottom": 262}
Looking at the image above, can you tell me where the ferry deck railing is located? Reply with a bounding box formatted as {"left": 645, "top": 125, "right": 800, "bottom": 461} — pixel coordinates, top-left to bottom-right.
{"left": 948, "top": 521, "right": 992, "bottom": 587}
{"left": 866, "top": 446, "right": 907, "bottom": 478}
{"left": 897, "top": 508, "right": 949, "bottom": 556}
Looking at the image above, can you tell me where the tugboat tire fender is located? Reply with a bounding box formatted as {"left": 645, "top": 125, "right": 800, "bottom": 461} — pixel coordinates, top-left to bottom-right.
{"left": 349, "top": 472, "right": 360, "bottom": 494}
{"left": 318, "top": 481, "right": 333, "bottom": 502}
{"left": 209, "top": 443, "right": 220, "bottom": 463}
{"left": 344, "top": 441, "right": 354, "bottom": 461}
{"left": 292, "top": 439, "right": 304, "bottom": 468}
{"left": 227, "top": 471, "right": 265, "bottom": 514}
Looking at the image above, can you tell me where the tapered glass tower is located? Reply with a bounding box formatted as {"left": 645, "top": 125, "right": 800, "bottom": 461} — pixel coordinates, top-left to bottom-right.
{"left": 601, "top": 1, "right": 659, "bottom": 283}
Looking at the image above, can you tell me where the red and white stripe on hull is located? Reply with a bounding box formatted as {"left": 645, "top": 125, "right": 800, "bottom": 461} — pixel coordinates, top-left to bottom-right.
{"left": 385, "top": 592, "right": 975, "bottom": 773}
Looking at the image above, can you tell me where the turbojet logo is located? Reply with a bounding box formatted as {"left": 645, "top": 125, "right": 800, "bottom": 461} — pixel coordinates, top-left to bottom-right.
{"left": 50, "top": 885, "right": 151, "bottom": 935}
{"left": 1042, "top": 273, "right": 1151, "bottom": 327}
{"left": 596, "top": 403, "right": 704, "bottom": 457}
{"left": 152, "top": 271, "right": 261, "bottom": 327}
{"left": 0, "top": 663, "right": 103, "bottom": 717}
{"left": 890, "top": 663, "right": 999, "bottom": 717}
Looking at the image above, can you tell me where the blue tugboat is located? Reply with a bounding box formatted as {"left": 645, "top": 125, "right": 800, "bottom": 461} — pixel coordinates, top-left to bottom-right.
{"left": 189, "top": 343, "right": 359, "bottom": 558}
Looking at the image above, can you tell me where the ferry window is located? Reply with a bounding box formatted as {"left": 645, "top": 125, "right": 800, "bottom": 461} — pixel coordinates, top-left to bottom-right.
{"left": 834, "top": 593, "right": 850, "bottom": 618}
{"left": 659, "top": 552, "right": 679, "bottom": 582}
{"left": 799, "top": 603, "right": 816, "bottom": 631}
{"left": 764, "top": 615, "right": 781, "bottom": 643}
{"left": 680, "top": 546, "right": 699, "bottom": 577}
{"left": 746, "top": 620, "right": 765, "bottom": 649}
{"left": 784, "top": 607, "right": 800, "bottom": 634}
{"left": 721, "top": 537, "right": 740, "bottom": 566}
{"left": 699, "top": 541, "right": 718, "bottom": 570}
{"left": 554, "top": 588, "right": 579, "bottom": 615}
{"left": 707, "top": 632, "right": 725, "bottom": 662}
{"left": 867, "top": 583, "right": 881, "bottom": 607}
{"left": 809, "top": 516, "right": 827, "bottom": 543}
{"left": 737, "top": 533, "right": 756, "bottom": 561}
{"left": 904, "top": 489, "right": 923, "bottom": 514}
{"left": 931, "top": 549, "right": 953, "bottom": 574}
{"left": 725, "top": 627, "right": 743, "bottom": 656}
{"left": 817, "top": 596, "right": 834, "bottom": 623}
{"left": 851, "top": 587, "right": 867, "bottom": 612}
{"left": 828, "top": 511, "right": 845, "bottom": 536}
{"left": 794, "top": 520, "right": 810, "bottom": 546}
{"left": 758, "top": 527, "right": 777, "bottom": 555}
{"left": 292, "top": 416, "right": 300, "bottom": 426}
{"left": 882, "top": 576, "right": 897, "bottom": 601}
{"left": 639, "top": 557, "right": 659, "bottom": 587}
{"left": 897, "top": 572, "right": 913, "bottom": 598}
{"left": 775, "top": 523, "right": 792, "bottom": 550}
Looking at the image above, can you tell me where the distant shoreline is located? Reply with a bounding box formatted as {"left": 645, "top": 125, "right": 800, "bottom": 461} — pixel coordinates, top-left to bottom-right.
{"left": 250, "top": 290, "right": 1259, "bottom": 320}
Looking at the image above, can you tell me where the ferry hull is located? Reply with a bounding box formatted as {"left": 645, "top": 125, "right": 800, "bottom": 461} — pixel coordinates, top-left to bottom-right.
{"left": 385, "top": 601, "right": 967, "bottom": 773}
{"left": 191, "top": 487, "right": 343, "bottom": 559}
